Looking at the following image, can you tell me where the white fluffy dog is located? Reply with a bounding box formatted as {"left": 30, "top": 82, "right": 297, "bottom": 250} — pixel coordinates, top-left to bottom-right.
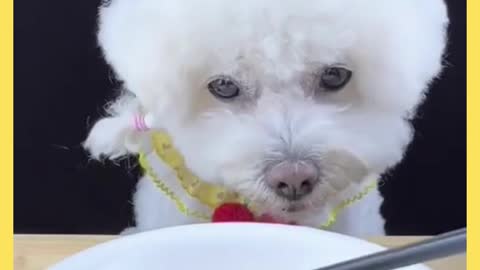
{"left": 85, "top": 0, "right": 448, "bottom": 236}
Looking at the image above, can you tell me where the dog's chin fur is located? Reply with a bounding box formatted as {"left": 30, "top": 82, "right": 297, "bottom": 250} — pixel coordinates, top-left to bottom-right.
{"left": 84, "top": 0, "right": 448, "bottom": 236}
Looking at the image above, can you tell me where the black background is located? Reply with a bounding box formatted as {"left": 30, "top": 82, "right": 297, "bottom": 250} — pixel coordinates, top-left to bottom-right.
{"left": 14, "top": 0, "right": 466, "bottom": 235}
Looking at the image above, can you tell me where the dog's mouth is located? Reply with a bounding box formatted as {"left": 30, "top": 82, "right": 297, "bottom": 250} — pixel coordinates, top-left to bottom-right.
{"left": 283, "top": 203, "right": 307, "bottom": 213}
{"left": 257, "top": 201, "right": 313, "bottom": 224}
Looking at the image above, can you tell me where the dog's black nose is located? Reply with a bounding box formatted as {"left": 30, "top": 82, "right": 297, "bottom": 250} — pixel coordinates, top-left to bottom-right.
{"left": 274, "top": 178, "right": 316, "bottom": 201}
{"left": 265, "top": 162, "right": 318, "bottom": 201}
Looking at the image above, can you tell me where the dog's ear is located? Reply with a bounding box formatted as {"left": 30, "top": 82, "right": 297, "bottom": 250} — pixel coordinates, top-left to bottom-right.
{"left": 83, "top": 92, "right": 148, "bottom": 160}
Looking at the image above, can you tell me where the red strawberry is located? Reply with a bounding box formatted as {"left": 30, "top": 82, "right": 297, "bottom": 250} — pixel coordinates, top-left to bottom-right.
{"left": 212, "top": 203, "right": 255, "bottom": 222}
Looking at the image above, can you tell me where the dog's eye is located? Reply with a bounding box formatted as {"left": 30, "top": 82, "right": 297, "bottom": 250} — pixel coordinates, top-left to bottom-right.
{"left": 320, "top": 66, "right": 352, "bottom": 91}
{"left": 207, "top": 76, "right": 240, "bottom": 99}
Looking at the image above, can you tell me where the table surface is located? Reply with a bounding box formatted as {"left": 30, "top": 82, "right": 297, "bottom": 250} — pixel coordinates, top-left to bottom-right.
{"left": 14, "top": 235, "right": 465, "bottom": 270}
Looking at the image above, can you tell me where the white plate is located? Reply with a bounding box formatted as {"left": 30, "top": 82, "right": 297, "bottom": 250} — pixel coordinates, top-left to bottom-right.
{"left": 50, "top": 223, "right": 429, "bottom": 270}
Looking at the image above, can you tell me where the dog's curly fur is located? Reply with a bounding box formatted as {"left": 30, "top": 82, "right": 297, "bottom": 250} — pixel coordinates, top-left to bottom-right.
{"left": 85, "top": 0, "right": 448, "bottom": 236}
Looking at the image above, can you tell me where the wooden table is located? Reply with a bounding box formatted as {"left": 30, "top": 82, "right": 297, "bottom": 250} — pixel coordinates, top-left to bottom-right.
{"left": 14, "top": 235, "right": 465, "bottom": 270}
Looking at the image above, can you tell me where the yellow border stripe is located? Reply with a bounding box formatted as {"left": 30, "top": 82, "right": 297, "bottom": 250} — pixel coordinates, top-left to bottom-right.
{"left": 0, "top": 0, "right": 13, "bottom": 268}
{"left": 467, "top": 0, "right": 478, "bottom": 269}
{"left": 0, "top": 2, "right": 472, "bottom": 269}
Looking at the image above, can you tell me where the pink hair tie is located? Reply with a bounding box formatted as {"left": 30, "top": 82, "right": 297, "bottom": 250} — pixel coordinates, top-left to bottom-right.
{"left": 133, "top": 114, "right": 150, "bottom": 132}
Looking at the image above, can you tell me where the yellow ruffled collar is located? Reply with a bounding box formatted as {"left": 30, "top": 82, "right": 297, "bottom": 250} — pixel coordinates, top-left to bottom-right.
{"left": 139, "top": 132, "right": 377, "bottom": 229}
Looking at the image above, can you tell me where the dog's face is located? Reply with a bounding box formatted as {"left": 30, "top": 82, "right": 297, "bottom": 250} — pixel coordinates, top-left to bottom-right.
{"left": 97, "top": 0, "right": 447, "bottom": 216}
